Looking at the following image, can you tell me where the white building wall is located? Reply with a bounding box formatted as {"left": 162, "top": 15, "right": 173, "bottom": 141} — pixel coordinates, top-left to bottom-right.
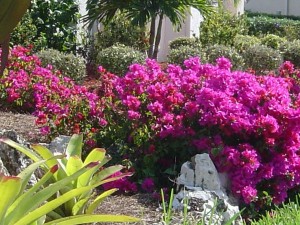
{"left": 245, "top": 0, "right": 300, "bottom": 16}
{"left": 223, "top": 0, "right": 245, "bottom": 15}
{"left": 157, "top": 8, "right": 203, "bottom": 62}
{"left": 286, "top": 0, "right": 300, "bottom": 16}
{"left": 77, "top": 0, "right": 87, "bottom": 44}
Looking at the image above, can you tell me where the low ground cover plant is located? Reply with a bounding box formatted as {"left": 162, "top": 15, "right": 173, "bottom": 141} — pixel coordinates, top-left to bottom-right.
{"left": 3, "top": 46, "right": 300, "bottom": 217}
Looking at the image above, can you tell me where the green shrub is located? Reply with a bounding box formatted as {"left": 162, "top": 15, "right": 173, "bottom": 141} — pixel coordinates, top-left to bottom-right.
{"left": 205, "top": 44, "right": 244, "bottom": 70}
{"left": 199, "top": 10, "right": 248, "bottom": 47}
{"left": 87, "top": 13, "right": 148, "bottom": 76}
{"left": 247, "top": 16, "right": 300, "bottom": 40}
{"left": 169, "top": 37, "right": 200, "bottom": 50}
{"left": 167, "top": 45, "right": 205, "bottom": 65}
{"left": 94, "top": 13, "right": 149, "bottom": 51}
{"left": 96, "top": 44, "right": 146, "bottom": 76}
{"left": 280, "top": 40, "right": 300, "bottom": 67}
{"left": 261, "top": 34, "right": 286, "bottom": 49}
{"left": 233, "top": 34, "right": 261, "bottom": 53}
{"left": 10, "top": 11, "right": 47, "bottom": 51}
{"left": 36, "top": 49, "right": 86, "bottom": 82}
{"left": 246, "top": 11, "right": 300, "bottom": 21}
{"left": 242, "top": 44, "right": 282, "bottom": 74}
{"left": 30, "top": 0, "right": 79, "bottom": 53}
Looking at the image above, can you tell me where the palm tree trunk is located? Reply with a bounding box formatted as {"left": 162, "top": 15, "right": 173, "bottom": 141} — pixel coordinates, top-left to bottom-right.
{"left": 0, "top": 35, "right": 10, "bottom": 77}
{"left": 148, "top": 16, "right": 156, "bottom": 58}
{"left": 152, "top": 13, "right": 163, "bottom": 60}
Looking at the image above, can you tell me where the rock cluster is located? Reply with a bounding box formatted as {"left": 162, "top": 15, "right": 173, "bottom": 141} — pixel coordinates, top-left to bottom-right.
{"left": 173, "top": 153, "right": 242, "bottom": 225}
{"left": 0, "top": 130, "right": 35, "bottom": 178}
{"left": 0, "top": 130, "right": 70, "bottom": 182}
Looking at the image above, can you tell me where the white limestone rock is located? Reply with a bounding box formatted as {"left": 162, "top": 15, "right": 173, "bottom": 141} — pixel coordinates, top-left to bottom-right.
{"left": 192, "top": 153, "right": 221, "bottom": 190}
{"left": 173, "top": 153, "right": 242, "bottom": 225}
{"left": 0, "top": 130, "right": 38, "bottom": 184}
{"left": 177, "top": 161, "right": 195, "bottom": 187}
{"left": 49, "top": 135, "right": 71, "bottom": 154}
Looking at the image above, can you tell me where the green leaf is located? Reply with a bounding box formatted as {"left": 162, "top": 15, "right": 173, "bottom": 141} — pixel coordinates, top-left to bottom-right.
{"left": 86, "top": 188, "right": 118, "bottom": 214}
{"left": 31, "top": 144, "right": 68, "bottom": 180}
{"left": 17, "top": 155, "right": 64, "bottom": 197}
{"left": 83, "top": 148, "right": 106, "bottom": 166}
{"left": 223, "top": 208, "right": 244, "bottom": 225}
{"left": 72, "top": 198, "right": 89, "bottom": 215}
{"left": 17, "top": 159, "right": 47, "bottom": 198}
{"left": 44, "top": 214, "right": 140, "bottom": 225}
{"left": 0, "top": 175, "right": 22, "bottom": 224}
{"left": 77, "top": 162, "right": 104, "bottom": 188}
{"left": 7, "top": 163, "right": 96, "bottom": 224}
{"left": 91, "top": 165, "right": 124, "bottom": 185}
{"left": 31, "top": 144, "right": 58, "bottom": 168}
{"left": 14, "top": 172, "right": 126, "bottom": 225}
{"left": 66, "top": 156, "right": 83, "bottom": 177}
{"left": 5, "top": 165, "right": 59, "bottom": 224}
{"left": 66, "top": 134, "right": 83, "bottom": 158}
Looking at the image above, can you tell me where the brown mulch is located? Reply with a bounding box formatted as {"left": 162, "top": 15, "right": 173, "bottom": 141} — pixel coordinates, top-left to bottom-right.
{"left": 0, "top": 111, "right": 49, "bottom": 143}
{"left": 0, "top": 110, "right": 165, "bottom": 224}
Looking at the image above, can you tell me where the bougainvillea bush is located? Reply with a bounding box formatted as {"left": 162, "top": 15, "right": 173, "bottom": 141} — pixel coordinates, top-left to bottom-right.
{"left": 104, "top": 57, "right": 300, "bottom": 207}
{"left": 3, "top": 46, "right": 300, "bottom": 211}
{"left": 0, "top": 46, "right": 106, "bottom": 144}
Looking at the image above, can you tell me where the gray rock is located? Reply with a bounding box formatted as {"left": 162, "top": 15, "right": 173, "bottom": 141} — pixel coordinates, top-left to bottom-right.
{"left": 49, "top": 135, "right": 71, "bottom": 154}
{"left": 0, "top": 130, "right": 38, "bottom": 184}
{"left": 192, "top": 153, "right": 221, "bottom": 191}
{"left": 173, "top": 153, "right": 242, "bottom": 225}
{"left": 177, "top": 162, "right": 195, "bottom": 187}
{"left": 0, "top": 157, "right": 9, "bottom": 175}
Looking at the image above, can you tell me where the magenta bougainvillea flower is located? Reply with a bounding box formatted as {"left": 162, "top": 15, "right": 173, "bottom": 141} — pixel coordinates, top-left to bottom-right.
{"left": 3, "top": 46, "right": 300, "bottom": 207}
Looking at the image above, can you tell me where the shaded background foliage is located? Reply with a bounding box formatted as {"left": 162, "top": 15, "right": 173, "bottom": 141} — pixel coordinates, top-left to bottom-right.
{"left": 11, "top": 0, "right": 79, "bottom": 53}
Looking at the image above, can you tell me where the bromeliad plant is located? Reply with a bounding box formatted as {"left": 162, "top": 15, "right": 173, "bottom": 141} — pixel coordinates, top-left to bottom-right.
{"left": 0, "top": 159, "right": 139, "bottom": 224}
{"left": 0, "top": 134, "right": 139, "bottom": 223}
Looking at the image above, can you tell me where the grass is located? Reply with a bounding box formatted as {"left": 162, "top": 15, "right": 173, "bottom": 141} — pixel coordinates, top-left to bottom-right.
{"left": 250, "top": 196, "right": 300, "bottom": 225}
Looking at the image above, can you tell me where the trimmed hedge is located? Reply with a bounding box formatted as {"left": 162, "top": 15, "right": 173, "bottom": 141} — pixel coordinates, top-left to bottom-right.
{"left": 242, "top": 44, "right": 282, "bottom": 74}
{"left": 167, "top": 45, "right": 205, "bottom": 65}
{"left": 36, "top": 49, "right": 86, "bottom": 82}
{"left": 96, "top": 44, "right": 146, "bottom": 76}
{"left": 169, "top": 37, "right": 200, "bottom": 50}
{"left": 233, "top": 34, "right": 261, "bottom": 53}
{"left": 261, "top": 34, "right": 286, "bottom": 49}
{"left": 247, "top": 16, "right": 300, "bottom": 40}
{"left": 205, "top": 44, "right": 244, "bottom": 70}
{"left": 280, "top": 40, "right": 300, "bottom": 67}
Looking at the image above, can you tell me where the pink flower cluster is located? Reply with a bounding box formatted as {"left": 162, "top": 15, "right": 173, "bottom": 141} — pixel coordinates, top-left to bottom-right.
{"left": 0, "top": 46, "right": 107, "bottom": 145}
{"left": 109, "top": 57, "right": 300, "bottom": 205}
{"left": 102, "top": 171, "right": 137, "bottom": 193}
{"left": 3, "top": 46, "right": 300, "bottom": 207}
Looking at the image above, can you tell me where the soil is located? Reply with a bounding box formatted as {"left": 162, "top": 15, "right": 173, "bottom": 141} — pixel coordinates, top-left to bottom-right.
{"left": 0, "top": 110, "right": 165, "bottom": 224}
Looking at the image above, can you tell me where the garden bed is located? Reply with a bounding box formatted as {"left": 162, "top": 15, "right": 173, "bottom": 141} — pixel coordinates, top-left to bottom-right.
{"left": 0, "top": 110, "right": 163, "bottom": 224}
